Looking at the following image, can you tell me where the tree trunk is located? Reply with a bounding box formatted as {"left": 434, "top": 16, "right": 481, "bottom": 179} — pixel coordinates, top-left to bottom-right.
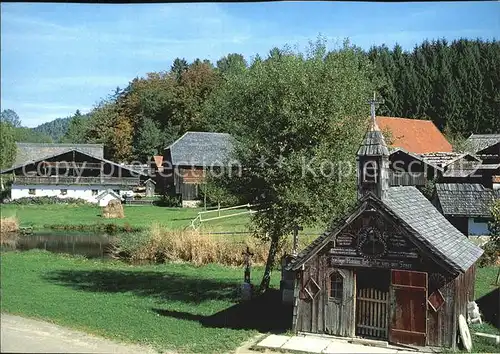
{"left": 259, "top": 235, "right": 280, "bottom": 292}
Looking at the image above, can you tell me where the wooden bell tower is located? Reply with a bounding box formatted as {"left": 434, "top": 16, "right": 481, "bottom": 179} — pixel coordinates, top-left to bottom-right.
{"left": 356, "top": 93, "right": 389, "bottom": 200}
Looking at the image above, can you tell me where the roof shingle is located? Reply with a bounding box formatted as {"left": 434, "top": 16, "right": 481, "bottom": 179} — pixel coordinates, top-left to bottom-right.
{"left": 14, "top": 143, "right": 104, "bottom": 167}
{"left": 166, "top": 132, "right": 234, "bottom": 167}
{"left": 464, "top": 134, "right": 500, "bottom": 154}
{"left": 287, "top": 187, "right": 483, "bottom": 274}
{"left": 435, "top": 183, "right": 498, "bottom": 217}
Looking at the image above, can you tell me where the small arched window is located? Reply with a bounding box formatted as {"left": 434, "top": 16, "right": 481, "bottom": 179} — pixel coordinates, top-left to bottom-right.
{"left": 329, "top": 271, "right": 343, "bottom": 301}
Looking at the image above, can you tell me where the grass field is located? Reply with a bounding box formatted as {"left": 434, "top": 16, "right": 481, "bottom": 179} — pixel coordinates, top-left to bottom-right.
{"left": 0, "top": 204, "right": 253, "bottom": 232}
{"left": 1, "top": 250, "right": 498, "bottom": 353}
{"left": 0, "top": 250, "right": 283, "bottom": 353}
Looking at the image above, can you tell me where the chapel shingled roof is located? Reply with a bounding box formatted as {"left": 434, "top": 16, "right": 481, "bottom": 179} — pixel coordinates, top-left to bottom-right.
{"left": 165, "top": 132, "right": 234, "bottom": 167}
{"left": 384, "top": 186, "right": 483, "bottom": 273}
{"left": 435, "top": 183, "right": 498, "bottom": 217}
{"left": 287, "top": 188, "right": 483, "bottom": 275}
{"left": 376, "top": 116, "right": 453, "bottom": 154}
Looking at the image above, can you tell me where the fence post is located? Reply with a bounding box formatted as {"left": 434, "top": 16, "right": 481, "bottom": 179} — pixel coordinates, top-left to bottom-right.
{"left": 218, "top": 202, "right": 221, "bottom": 217}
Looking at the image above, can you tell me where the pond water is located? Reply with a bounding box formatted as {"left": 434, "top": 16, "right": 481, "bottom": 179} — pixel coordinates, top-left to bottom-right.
{"left": 1, "top": 231, "right": 116, "bottom": 259}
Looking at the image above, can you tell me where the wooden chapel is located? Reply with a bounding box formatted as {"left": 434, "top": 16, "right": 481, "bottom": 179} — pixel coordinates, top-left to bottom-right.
{"left": 282, "top": 104, "right": 484, "bottom": 349}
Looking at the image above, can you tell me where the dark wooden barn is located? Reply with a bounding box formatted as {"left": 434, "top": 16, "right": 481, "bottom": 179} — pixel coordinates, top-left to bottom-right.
{"left": 282, "top": 115, "right": 484, "bottom": 350}
{"left": 160, "top": 132, "right": 234, "bottom": 207}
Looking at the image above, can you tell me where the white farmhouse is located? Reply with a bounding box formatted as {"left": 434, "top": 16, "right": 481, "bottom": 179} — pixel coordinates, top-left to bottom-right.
{"left": 1, "top": 143, "right": 147, "bottom": 204}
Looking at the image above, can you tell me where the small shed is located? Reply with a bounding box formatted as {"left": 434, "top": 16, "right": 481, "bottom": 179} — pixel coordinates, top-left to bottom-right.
{"left": 144, "top": 179, "right": 156, "bottom": 198}
{"left": 96, "top": 189, "right": 121, "bottom": 207}
{"left": 283, "top": 114, "right": 483, "bottom": 350}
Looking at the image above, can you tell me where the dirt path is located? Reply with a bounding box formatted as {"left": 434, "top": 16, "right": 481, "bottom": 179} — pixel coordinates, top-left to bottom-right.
{"left": 0, "top": 314, "right": 158, "bottom": 354}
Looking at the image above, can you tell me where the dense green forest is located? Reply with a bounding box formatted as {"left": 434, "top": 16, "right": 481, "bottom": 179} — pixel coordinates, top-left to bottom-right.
{"left": 1, "top": 37, "right": 499, "bottom": 168}
{"left": 32, "top": 115, "right": 76, "bottom": 141}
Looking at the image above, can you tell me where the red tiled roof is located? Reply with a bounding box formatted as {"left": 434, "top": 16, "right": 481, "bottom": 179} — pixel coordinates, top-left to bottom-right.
{"left": 153, "top": 155, "right": 163, "bottom": 168}
{"left": 376, "top": 116, "right": 453, "bottom": 154}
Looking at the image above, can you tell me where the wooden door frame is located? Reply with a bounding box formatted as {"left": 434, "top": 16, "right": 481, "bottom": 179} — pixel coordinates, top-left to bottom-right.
{"left": 389, "top": 269, "right": 428, "bottom": 346}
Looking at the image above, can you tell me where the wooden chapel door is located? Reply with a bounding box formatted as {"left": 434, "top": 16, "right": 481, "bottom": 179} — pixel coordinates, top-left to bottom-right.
{"left": 325, "top": 269, "right": 354, "bottom": 337}
{"left": 389, "top": 269, "right": 428, "bottom": 346}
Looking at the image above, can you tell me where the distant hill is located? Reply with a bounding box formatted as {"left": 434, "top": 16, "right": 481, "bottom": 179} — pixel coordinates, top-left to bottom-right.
{"left": 32, "top": 116, "right": 73, "bottom": 142}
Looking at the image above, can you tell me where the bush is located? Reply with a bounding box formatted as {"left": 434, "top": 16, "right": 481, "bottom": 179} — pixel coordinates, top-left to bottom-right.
{"left": 478, "top": 199, "right": 500, "bottom": 267}
{"left": 153, "top": 194, "right": 181, "bottom": 207}
{"left": 111, "top": 223, "right": 309, "bottom": 267}
{"left": 7, "top": 196, "right": 91, "bottom": 206}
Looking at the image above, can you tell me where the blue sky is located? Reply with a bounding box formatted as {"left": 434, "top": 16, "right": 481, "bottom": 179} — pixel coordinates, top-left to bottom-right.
{"left": 1, "top": 2, "right": 498, "bottom": 128}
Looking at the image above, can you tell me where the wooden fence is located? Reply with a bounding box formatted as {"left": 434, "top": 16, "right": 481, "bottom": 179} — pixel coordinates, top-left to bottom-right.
{"left": 356, "top": 288, "right": 389, "bottom": 339}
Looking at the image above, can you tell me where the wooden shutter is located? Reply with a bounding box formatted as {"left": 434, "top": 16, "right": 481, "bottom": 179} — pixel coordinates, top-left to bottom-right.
{"left": 389, "top": 270, "right": 427, "bottom": 346}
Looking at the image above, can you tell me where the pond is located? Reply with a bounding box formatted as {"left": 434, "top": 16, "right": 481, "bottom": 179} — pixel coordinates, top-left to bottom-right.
{"left": 1, "top": 231, "right": 116, "bottom": 259}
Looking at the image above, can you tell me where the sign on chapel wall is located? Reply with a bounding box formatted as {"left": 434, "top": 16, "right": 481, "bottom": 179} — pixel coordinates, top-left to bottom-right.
{"left": 328, "top": 209, "right": 420, "bottom": 270}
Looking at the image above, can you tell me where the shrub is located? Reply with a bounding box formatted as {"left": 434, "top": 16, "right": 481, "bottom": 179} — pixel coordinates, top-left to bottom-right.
{"left": 112, "top": 223, "right": 309, "bottom": 267}
{"left": 478, "top": 199, "right": 500, "bottom": 267}
{"left": 153, "top": 194, "right": 181, "bottom": 207}
{"left": 7, "top": 196, "right": 91, "bottom": 206}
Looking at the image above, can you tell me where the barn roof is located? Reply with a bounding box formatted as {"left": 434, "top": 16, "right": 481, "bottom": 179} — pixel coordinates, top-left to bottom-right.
{"left": 376, "top": 116, "right": 453, "bottom": 154}
{"left": 464, "top": 134, "right": 500, "bottom": 154}
{"left": 419, "top": 152, "right": 463, "bottom": 169}
{"left": 435, "top": 183, "right": 498, "bottom": 217}
{"left": 166, "top": 131, "right": 234, "bottom": 167}
{"left": 1, "top": 148, "right": 147, "bottom": 176}
{"left": 287, "top": 187, "right": 483, "bottom": 275}
{"left": 14, "top": 143, "right": 104, "bottom": 167}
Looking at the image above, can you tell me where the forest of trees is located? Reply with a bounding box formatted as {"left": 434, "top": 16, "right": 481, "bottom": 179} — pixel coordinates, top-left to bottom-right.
{"left": 60, "top": 38, "right": 498, "bottom": 162}
{"left": 2, "top": 38, "right": 497, "bottom": 166}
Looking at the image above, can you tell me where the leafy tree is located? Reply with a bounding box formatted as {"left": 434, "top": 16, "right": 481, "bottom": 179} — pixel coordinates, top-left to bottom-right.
{"left": 0, "top": 121, "right": 17, "bottom": 169}
{"left": 205, "top": 39, "right": 374, "bottom": 291}
{"left": 134, "top": 117, "right": 164, "bottom": 161}
{"left": 0, "top": 109, "right": 21, "bottom": 128}
{"left": 82, "top": 100, "right": 119, "bottom": 158}
{"left": 110, "top": 117, "right": 134, "bottom": 162}
{"left": 216, "top": 53, "right": 247, "bottom": 76}
{"left": 14, "top": 127, "right": 53, "bottom": 143}
{"left": 62, "top": 111, "right": 91, "bottom": 144}
{"left": 171, "top": 58, "right": 189, "bottom": 81}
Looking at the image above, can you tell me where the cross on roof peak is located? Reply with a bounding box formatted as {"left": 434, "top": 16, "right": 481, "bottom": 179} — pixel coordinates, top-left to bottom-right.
{"left": 367, "top": 92, "right": 384, "bottom": 124}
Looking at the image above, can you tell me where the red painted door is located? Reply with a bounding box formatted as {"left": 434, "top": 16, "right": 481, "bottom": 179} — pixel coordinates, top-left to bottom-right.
{"left": 389, "top": 270, "right": 427, "bottom": 346}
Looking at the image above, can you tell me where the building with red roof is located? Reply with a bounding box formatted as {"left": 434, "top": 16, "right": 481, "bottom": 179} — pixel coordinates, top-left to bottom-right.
{"left": 376, "top": 116, "right": 453, "bottom": 154}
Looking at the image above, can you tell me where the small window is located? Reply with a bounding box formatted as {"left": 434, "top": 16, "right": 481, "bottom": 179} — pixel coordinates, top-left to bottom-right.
{"left": 113, "top": 189, "right": 120, "bottom": 195}
{"left": 60, "top": 189, "right": 67, "bottom": 195}
{"left": 28, "top": 189, "right": 36, "bottom": 195}
{"left": 92, "top": 190, "right": 98, "bottom": 196}
{"left": 329, "top": 271, "right": 343, "bottom": 300}
{"left": 363, "top": 161, "right": 378, "bottom": 183}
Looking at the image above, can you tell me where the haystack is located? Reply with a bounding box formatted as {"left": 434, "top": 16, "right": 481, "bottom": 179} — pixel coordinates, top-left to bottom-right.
{"left": 101, "top": 199, "right": 125, "bottom": 219}
{"left": 0, "top": 217, "right": 19, "bottom": 234}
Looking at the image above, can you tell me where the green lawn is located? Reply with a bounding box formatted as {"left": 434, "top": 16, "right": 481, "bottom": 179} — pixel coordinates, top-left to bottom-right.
{"left": 2, "top": 251, "right": 496, "bottom": 353}
{"left": 0, "top": 250, "right": 282, "bottom": 353}
{"left": 1, "top": 204, "right": 253, "bottom": 232}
